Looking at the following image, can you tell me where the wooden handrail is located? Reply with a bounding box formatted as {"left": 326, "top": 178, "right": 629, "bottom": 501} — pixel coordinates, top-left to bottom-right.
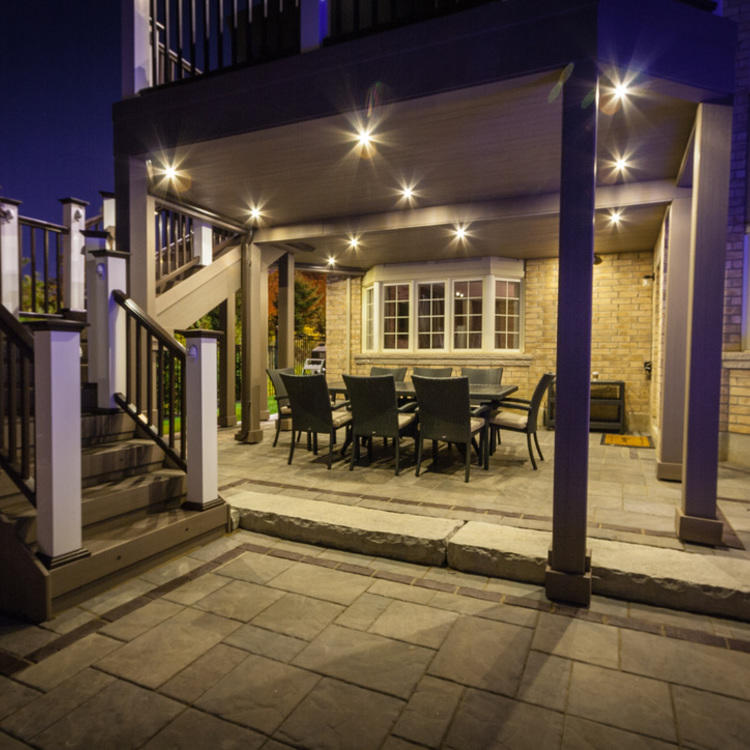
{"left": 113, "top": 290, "right": 185, "bottom": 357}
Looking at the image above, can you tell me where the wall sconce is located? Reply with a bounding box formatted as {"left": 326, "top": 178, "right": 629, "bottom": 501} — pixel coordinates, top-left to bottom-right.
{"left": 642, "top": 273, "right": 655, "bottom": 287}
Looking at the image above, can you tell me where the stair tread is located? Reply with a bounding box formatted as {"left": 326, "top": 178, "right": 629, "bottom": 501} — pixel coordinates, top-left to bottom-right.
{"left": 82, "top": 438, "right": 161, "bottom": 457}
{"left": 83, "top": 469, "right": 185, "bottom": 499}
{"left": 81, "top": 506, "right": 221, "bottom": 554}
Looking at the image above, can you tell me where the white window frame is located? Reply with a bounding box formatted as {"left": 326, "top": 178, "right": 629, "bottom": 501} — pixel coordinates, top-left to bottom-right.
{"left": 451, "top": 278, "right": 484, "bottom": 350}
{"left": 415, "top": 280, "right": 447, "bottom": 351}
{"left": 360, "top": 257, "right": 525, "bottom": 355}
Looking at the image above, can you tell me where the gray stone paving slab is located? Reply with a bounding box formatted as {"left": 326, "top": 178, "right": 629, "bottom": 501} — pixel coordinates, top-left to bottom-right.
{"left": 32, "top": 678, "right": 183, "bottom": 750}
{"left": 143, "top": 707, "right": 265, "bottom": 749}
{"left": 215, "top": 551, "right": 295, "bottom": 584}
{"left": 620, "top": 629, "right": 750, "bottom": 700}
{"left": 194, "top": 579, "right": 284, "bottom": 621}
{"left": 0, "top": 731, "right": 30, "bottom": 749}
{"left": 443, "top": 688, "right": 564, "bottom": 750}
{"left": 77, "top": 577, "right": 155, "bottom": 615}
{"left": 269, "top": 562, "right": 373, "bottom": 605}
{"left": 139, "top": 555, "right": 205, "bottom": 584}
{"left": 234, "top": 491, "right": 462, "bottom": 564}
{"left": 0, "top": 624, "right": 57, "bottom": 658}
{"left": 672, "top": 685, "right": 749, "bottom": 750}
{"left": 14, "top": 634, "right": 120, "bottom": 692}
{"left": 334, "top": 593, "right": 393, "bottom": 630}
{"left": 158, "top": 643, "right": 248, "bottom": 703}
{"left": 162, "top": 572, "right": 231, "bottom": 605}
{"left": 195, "top": 654, "right": 320, "bottom": 734}
{"left": 224, "top": 624, "right": 308, "bottom": 662}
{"left": 428, "top": 616, "right": 533, "bottom": 696}
{"left": 516, "top": 650, "right": 572, "bottom": 712}
{"left": 366, "top": 579, "right": 435, "bottom": 604}
{"left": 531, "top": 612, "right": 619, "bottom": 668}
{"left": 250, "top": 592, "right": 344, "bottom": 641}
{"left": 99, "top": 598, "right": 183, "bottom": 641}
{"left": 381, "top": 739, "right": 423, "bottom": 750}
{"left": 95, "top": 608, "right": 241, "bottom": 688}
{"left": 391, "top": 675, "right": 463, "bottom": 748}
{"left": 0, "top": 678, "right": 40, "bottom": 721}
{"left": 561, "top": 716, "right": 677, "bottom": 749}
{"left": 293, "top": 624, "right": 434, "bottom": 699}
{"left": 427, "top": 591, "right": 539, "bottom": 627}
{"left": 185, "top": 534, "right": 245, "bottom": 562}
{"left": 369, "top": 599, "right": 459, "bottom": 648}
{"left": 39, "top": 608, "right": 97, "bottom": 636}
{"left": 567, "top": 662, "right": 676, "bottom": 742}
{"left": 0, "top": 669, "right": 113, "bottom": 742}
{"left": 275, "top": 677, "right": 403, "bottom": 750}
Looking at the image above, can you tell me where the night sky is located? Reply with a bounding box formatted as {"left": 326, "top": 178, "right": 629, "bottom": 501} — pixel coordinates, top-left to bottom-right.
{"left": 1, "top": 2, "right": 121, "bottom": 222}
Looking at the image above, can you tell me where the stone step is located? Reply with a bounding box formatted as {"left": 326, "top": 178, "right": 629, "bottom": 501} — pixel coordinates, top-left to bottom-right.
{"left": 227, "top": 490, "right": 750, "bottom": 621}
{"left": 81, "top": 439, "right": 165, "bottom": 487}
{"left": 81, "top": 411, "right": 136, "bottom": 446}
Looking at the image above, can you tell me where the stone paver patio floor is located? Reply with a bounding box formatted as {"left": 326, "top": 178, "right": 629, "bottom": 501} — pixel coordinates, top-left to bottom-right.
{"left": 2, "top": 529, "right": 750, "bottom": 749}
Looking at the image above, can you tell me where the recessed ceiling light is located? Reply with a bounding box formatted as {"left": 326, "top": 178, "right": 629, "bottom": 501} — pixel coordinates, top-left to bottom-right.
{"left": 357, "top": 127, "right": 372, "bottom": 147}
{"left": 615, "top": 157, "right": 628, "bottom": 172}
{"left": 609, "top": 210, "right": 622, "bottom": 225}
{"left": 401, "top": 186, "right": 414, "bottom": 200}
{"left": 249, "top": 206, "right": 262, "bottom": 222}
{"left": 163, "top": 165, "right": 178, "bottom": 180}
{"left": 327, "top": 256, "right": 336, "bottom": 266}
{"left": 454, "top": 225, "right": 467, "bottom": 240}
{"left": 613, "top": 81, "right": 630, "bottom": 101}
{"left": 348, "top": 236, "right": 359, "bottom": 249}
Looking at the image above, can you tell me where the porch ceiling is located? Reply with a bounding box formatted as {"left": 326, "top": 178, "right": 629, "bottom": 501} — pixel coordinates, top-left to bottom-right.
{"left": 150, "top": 70, "right": 696, "bottom": 269}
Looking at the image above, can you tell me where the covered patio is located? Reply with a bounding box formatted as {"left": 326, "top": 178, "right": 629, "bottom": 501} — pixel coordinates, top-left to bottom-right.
{"left": 115, "top": 0, "right": 737, "bottom": 606}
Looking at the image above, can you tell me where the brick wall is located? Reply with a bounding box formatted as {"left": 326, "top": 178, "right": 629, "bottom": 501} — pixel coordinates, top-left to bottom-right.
{"left": 327, "top": 251, "right": 653, "bottom": 430}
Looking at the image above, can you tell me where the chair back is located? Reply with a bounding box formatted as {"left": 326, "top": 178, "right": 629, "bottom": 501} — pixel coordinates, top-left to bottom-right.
{"left": 461, "top": 367, "right": 503, "bottom": 385}
{"left": 412, "top": 366, "right": 453, "bottom": 378}
{"left": 280, "top": 373, "right": 333, "bottom": 433}
{"left": 344, "top": 375, "right": 398, "bottom": 437}
{"left": 370, "top": 366, "right": 407, "bottom": 381}
{"left": 267, "top": 367, "right": 294, "bottom": 402}
{"left": 412, "top": 375, "right": 472, "bottom": 443}
{"left": 527, "top": 373, "right": 556, "bottom": 432}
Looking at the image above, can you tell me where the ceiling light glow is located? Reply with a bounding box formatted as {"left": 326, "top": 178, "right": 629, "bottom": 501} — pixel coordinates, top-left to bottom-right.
{"left": 454, "top": 225, "right": 467, "bottom": 241}
{"left": 163, "top": 165, "right": 178, "bottom": 180}
{"left": 327, "top": 256, "right": 336, "bottom": 266}
{"left": 613, "top": 81, "right": 630, "bottom": 101}
{"left": 610, "top": 210, "right": 622, "bottom": 225}
{"left": 615, "top": 157, "right": 628, "bottom": 172}
{"left": 348, "top": 236, "right": 360, "bottom": 249}
{"left": 249, "top": 206, "right": 262, "bottom": 222}
{"left": 357, "top": 127, "right": 373, "bottom": 147}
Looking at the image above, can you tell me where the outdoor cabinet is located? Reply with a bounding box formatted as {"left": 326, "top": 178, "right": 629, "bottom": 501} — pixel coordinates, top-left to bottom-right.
{"left": 544, "top": 380, "right": 626, "bottom": 433}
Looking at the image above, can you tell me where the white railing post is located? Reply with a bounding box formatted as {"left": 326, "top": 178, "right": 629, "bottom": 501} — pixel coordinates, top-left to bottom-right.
{"left": 122, "top": 0, "right": 153, "bottom": 95}
{"left": 0, "top": 197, "right": 21, "bottom": 314}
{"left": 192, "top": 220, "right": 213, "bottom": 266}
{"left": 300, "top": 0, "right": 330, "bottom": 52}
{"left": 100, "top": 191, "right": 117, "bottom": 249}
{"left": 181, "top": 330, "right": 224, "bottom": 510}
{"left": 85, "top": 237, "right": 129, "bottom": 410}
{"left": 27, "top": 318, "right": 89, "bottom": 568}
{"left": 60, "top": 198, "right": 88, "bottom": 313}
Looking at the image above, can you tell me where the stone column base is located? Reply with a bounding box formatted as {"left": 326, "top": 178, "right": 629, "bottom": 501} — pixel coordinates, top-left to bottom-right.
{"left": 545, "top": 565, "right": 592, "bottom": 606}
{"left": 656, "top": 460, "right": 682, "bottom": 482}
{"left": 236, "top": 428, "right": 264, "bottom": 444}
{"left": 676, "top": 510, "right": 723, "bottom": 546}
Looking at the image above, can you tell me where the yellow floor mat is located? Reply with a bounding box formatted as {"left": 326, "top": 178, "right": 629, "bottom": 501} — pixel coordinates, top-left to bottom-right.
{"left": 601, "top": 434, "right": 653, "bottom": 448}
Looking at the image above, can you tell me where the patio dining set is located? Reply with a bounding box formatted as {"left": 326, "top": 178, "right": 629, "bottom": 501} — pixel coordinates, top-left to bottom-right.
{"left": 267, "top": 366, "right": 555, "bottom": 482}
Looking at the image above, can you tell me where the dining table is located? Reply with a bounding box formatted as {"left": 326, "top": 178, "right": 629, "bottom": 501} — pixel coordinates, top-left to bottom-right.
{"left": 327, "top": 379, "right": 518, "bottom": 405}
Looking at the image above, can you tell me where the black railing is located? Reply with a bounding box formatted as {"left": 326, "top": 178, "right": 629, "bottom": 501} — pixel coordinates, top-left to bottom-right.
{"left": 18, "top": 216, "right": 66, "bottom": 315}
{"left": 85, "top": 214, "right": 104, "bottom": 231}
{"left": 329, "top": 0, "right": 488, "bottom": 41}
{"left": 0, "top": 305, "right": 35, "bottom": 504}
{"left": 113, "top": 290, "right": 187, "bottom": 470}
{"left": 150, "top": 0, "right": 300, "bottom": 86}
{"left": 154, "top": 201, "right": 241, "bottom": 293}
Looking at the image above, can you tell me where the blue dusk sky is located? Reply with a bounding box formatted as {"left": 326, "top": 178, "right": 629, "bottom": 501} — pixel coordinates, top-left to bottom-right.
{"left": 0, "top": 2, "right": 121, "bottom": 221}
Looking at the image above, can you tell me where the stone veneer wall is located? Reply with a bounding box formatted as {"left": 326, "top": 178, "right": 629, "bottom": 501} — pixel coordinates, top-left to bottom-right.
{"left": 721, "top": 1, "right": 750, "bottom": 465}
{"left": 327, "top": 250, "right": 653, "bottom": 431}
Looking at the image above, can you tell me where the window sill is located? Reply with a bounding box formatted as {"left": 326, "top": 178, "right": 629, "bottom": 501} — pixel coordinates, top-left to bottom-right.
{"left": 723, "top": 351, "right": 750, "bottom": 369}
{"left": 355, "top": 352, "right": 533, "bottom": 367}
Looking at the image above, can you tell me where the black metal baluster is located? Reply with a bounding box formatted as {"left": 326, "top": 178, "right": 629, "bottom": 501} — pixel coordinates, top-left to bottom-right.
{"left": 125, "top": 316, "right": 132, "bottom": 402}
{"left": 20, "top": 354, "right": 30, "bottom": 478}
{"left": 157, "top": 343, "right": 164, "bottom": 435}
{"left": 166, "top": 211, "right": 173, "bottom": 277}
{"left": 169, "top": 354, "right": 176, "bottom": 448}
{"left": 177, "top": 0, "right": 185, "bottom": 78}
{"left": 218, "top": 0, "right": 225, "bottom": 68}
{"left": 151, "top": 0, "right": 160, "bottom": 84}
{"left": 16, "top": 223, "right": 23, "bottom": 312}
{"left": 0, "top": 336, "right": 6, "bottom": 454}
{"left": 204, "top": 0, "right": 211, "bottom": 70}
{"left": 8, "top": 343, "right": 17, "bottom": 463}
{"left": 136, "top": 322, "right": 143, "bottom": 413}
{"left": 43, "top": 230, "right": 50, "bottom": 313}
{"left": 231, "top": 0, "right": 238, "bottom": 65}
{"left": 190, "top": 0, "right": 197, "bottom": 74}
{"left": 164, "top": 0, "right": 172, "bottom": 82}
{"left": 179, "top": 357, "right": 187, "bottom": 461}
{"left": 29, "top": 230, "right": 36, "bottom": 312}
{"left": 55, "top": 231, "right": 62, "bottom": 308}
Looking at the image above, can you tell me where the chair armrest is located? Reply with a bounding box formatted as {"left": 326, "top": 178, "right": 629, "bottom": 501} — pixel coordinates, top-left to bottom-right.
{"left": 332, "top": 400, "right": 351, "bottom": 411}
{"left": 398, "top": 401, "right": 419, "bottom": 413}
{"left": 499, "top": 397, "right": 531, "bottom": 406}
{"left": 497, "top": 402, "right": 531, "bottom": 413}
{"left": 470, "top": 404, "right": 491, "bottom": 417}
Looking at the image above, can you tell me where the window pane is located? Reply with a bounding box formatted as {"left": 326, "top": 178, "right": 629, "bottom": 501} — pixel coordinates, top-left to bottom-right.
{"left": 469, "top": 280, "right": 482, "bottom": 297}
{"left": 383, "top": 284, "right": 409, "bottom": 349}
{"left": 416, "top": 282, "right": 445, "bottom": 350}
{"left": 494, "top": 278, "right": 521, "bottom": 350}
{"left": 454, "top": 279, "right": 482, "bottom": 349}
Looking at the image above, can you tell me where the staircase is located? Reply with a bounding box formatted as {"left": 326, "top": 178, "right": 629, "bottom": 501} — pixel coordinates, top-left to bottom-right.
{"left": 0, "top": 405, "right": 228, "bottom": 622}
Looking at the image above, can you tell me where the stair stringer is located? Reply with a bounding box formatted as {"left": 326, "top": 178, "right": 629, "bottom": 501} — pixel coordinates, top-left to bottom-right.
{"left": 155, "top": 244, "right": 241, "bottom": 331}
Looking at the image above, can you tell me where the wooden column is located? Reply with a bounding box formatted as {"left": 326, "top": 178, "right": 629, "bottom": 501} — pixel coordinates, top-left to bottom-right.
{"left": 218, "top": 295, "right": 237, "bottom": 427}
{"left": 277, "top": 253, "right": 295, "bottom": 368}
{"left": 236, "top": 241, "right": 264, "bottom": 443}
{"left": 122, "top": 0, "right": 152, "bottom": 95}
{"left": 28, "top": 319, "right": 89, "bottom": 568}
{"left": 546, "top": 59, "right": 598, "bottom": 606}
{"left": 260, "top": 264, "right": 270, "bottom": 420}
{"left": 678, "top": 103, "right": 733, "bottom": 545}
{"left": 60, "top": 198, "right": 88, "bottom": 312}
{"left": 0, "top": 197, "right": 21, "bottom": 314}
{"left": 657, "top": 197, "right": 691, "bottom": 481}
